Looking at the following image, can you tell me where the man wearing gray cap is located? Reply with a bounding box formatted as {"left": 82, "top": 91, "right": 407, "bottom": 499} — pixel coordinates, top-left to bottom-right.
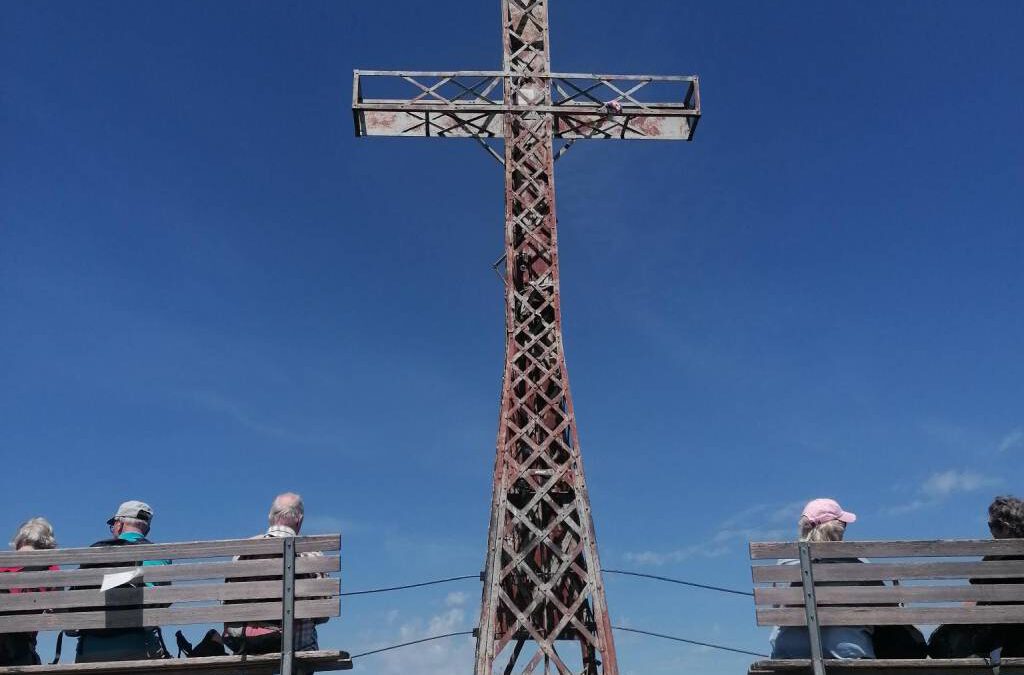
{"left": 73, "top": 500, "right": 170, "bottom": 663}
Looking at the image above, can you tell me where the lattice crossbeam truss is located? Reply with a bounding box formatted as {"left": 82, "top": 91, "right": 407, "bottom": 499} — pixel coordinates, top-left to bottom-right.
{"left": 354, "top": 1, "right": 699, "bottom": 674}
{"left": 353, "top": 71, "right": 700, "bottom": 140}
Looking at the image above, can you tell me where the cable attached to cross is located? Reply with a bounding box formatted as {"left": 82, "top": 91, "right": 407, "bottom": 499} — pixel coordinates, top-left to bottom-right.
{"left": 340, "top": 569, "right": 751, "bottom": 598}
{"left": 340, "top": 574, "right": 479, "bottom": 597}
{"left": 349, "top": 626, "right": 766, "bottom": 660}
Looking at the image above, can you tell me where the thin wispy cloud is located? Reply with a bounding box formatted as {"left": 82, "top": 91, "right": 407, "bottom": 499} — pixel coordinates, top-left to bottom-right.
{"left": 444, "top": 591, "right": 467, "bottom": 607}
{"left": 886, "top": 469, "right": 1002, "bottom": 515}
{"left": 624, "top": 501, "right": 799, "bottom": 566}
{"left": 188, "top": 390, "right": 346, "bottom": 446}
{"left": 368, "top": 600, "right": 475, "bottom": 675}
{"left": 998, "top": 428, "right": 1024, "bottom": 454}
{"left": 921, "top": 469, "right": 1000, "bottom": 498}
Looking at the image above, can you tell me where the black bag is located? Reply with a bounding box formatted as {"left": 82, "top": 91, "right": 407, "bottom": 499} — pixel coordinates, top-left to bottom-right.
{"left": 221, "top": 626, "right": 283, "bottom": 656}
{"left": 240, "top": 630, "right": 283, "bottom": 655}
{"left": 0, "top": 633, "right": 40, "bottom": 666}
{"left": 873, "top": 625, "right": 927, "bottom": 658}
{"left": 928, "top": 624, "right": 999, "bottom": 658}
{"left": 176, "top": 630, "right": 228, "bottom": 658}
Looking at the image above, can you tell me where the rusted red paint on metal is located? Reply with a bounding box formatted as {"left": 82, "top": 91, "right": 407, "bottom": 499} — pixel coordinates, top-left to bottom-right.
{"left": 475, "top": 3, "right": 621, "bottom": 673}
{"left": 363, "top": 111, "right": 398, "bottom": 130}
{"left": 354, "top": 2, "right": 700, "bottom": 673}
{"left": 352, "top": 71, "right": 701, "bottom": 141}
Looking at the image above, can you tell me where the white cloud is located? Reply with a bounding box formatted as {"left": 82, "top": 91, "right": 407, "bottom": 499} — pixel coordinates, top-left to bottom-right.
{"left": 445, "top": 591, "right": 467, "bottom": 607}
{"left": 364, "top": 603, "right": 475, "bottom": 675}
{"left": 624, "top": 502, "right": 795, "bottom": 566}
{"left": 885, "top": 469, "right": 1001, "bottom": 514}
{"left": 883, "top": 499, "right": 930, "bottom": 516}
{"left": 188, "top": 390, "right": 346, "bottom": 445}
{"left": 921, "top": 469, "right": 1000, "bottom": 499}
{"left": 998, "top": 428, "right": 1024, "bottom": 453}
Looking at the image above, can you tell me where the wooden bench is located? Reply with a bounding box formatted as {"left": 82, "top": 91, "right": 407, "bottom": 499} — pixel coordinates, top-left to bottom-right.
{"left": 0, "top": 535, "right": 351, "bottom": 674}
{"left": 748, "top": 539, "right": 1024, "bottom": 675}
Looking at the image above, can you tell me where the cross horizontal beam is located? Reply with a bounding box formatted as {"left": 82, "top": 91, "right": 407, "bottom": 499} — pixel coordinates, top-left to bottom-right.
{"left": 353, "top": 71, "right": 700, "bottom": 140}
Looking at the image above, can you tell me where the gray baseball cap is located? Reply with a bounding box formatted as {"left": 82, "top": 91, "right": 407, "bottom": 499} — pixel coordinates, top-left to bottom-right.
{"left": 107, "top": 500, "right": 154, "bottom": 526}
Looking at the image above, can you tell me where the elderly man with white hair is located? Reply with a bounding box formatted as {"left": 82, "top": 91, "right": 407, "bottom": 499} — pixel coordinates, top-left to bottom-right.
{"left": 223, "top": 493, "right": 329, "bottom": 655}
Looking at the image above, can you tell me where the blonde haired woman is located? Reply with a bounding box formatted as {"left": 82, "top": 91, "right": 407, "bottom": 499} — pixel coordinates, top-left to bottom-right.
{"left": 769, "top": 499, "right": 876, "bottom": 659}
{"left": 0, "top": 517, "right": 59, "bottom": 665}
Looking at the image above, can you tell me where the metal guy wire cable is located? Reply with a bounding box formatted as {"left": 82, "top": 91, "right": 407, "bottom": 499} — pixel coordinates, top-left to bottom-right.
{"left": 348, "top": 627, "right": 767, "bottom": 660}
{"left": 340, "top": 570, "right": 752, "bottom": 597}
{"left": 349, "top": 631, "right": 476, "bottom": 659}
{"left": 612, "top": 626, "right": 768, "bottom": 658}
{"left": 340, "top": 574, "right": 479, "bottom": 596}
{"left": 604, "top": 569, "right": 754, "bottom": 597}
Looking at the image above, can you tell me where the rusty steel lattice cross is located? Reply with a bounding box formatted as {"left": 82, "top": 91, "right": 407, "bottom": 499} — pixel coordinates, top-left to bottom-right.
{"left": 354, "top": 2, "right": 700, "bottom": 675}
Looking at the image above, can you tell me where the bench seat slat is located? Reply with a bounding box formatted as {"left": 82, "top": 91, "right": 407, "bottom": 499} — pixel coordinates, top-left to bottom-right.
{"left": 0, "top": 536, "right": 340, "bottom": 568}
{"left": 750, "top": 539, "right": 1024, "bottom": 560}
{"left": 752, "top": 559, "right": 1024, "bottom": 583}
{"left": 0, "top": 650, "right": 352, "bottom": 674}
{"left": 0, "top": 597, "right": 339, "bottom": 633}
{"left": 749, "top": 658, "right": 1024, "bottom": 675}
{"left": 0, "top": 556, "right": 339, "bottom": 591}
{"left": 0, "top": 578, "right": 339, "bottom": 612}
{"left": 757, "top": 604, "right": 1024, "bottom": 626}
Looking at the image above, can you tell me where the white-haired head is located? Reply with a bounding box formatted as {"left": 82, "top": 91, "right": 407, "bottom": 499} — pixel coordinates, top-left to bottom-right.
{"left": 11, "top": 517, "right": 57, "bottom": 551}
{"left": 269, "top": 492, "right": 304, "bottom": 533}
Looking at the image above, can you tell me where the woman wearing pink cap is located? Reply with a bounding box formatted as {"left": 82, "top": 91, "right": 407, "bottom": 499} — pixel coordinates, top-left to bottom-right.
{"left": 769, "top": 498, "right": 876, "bottom": 659}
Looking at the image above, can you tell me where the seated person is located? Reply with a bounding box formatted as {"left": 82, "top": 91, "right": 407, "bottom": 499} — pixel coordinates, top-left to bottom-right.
{"left": 74, "top": 501, "right": 171, "bottom": 663}
{"left": 223, "top": 493, "right": 329, "bottom": 655}
{"left": 0, "top": 518, "right": 59, "bottom": 666}
{"left": 929, "top": 495, "right": 1024, "bottom": 658}
{"left": 770, "top": 498, "right": 876, "bottom": 659}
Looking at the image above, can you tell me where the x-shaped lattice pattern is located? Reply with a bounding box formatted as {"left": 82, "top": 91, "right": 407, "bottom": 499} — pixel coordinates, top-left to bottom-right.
{"left": 474, "top": 2, "right": 618, "bottom": 675}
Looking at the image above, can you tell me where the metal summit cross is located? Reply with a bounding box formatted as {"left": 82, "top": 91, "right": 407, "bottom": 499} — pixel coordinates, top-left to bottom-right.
{"left": 353, "top": 2, "right": 700, "bottom": 674}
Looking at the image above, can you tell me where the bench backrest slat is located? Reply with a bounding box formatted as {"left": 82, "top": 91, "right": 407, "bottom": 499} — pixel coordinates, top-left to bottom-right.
{"left": 0, "top": 578, "right": 339, "bottom": 613}
{"left": 0, "top": 534, "right": 339, "bottom": 568}
{"left": 752, "top": 559, "right": 1024, "bottom": 583}
{"left": 0, "top": 554, "right": 339, "bottom": 590}
{"left": 749, "top": 538, "right": 1024, "bottom": 630}
{"left": 755, "top": 582, "right": 1024, "bottom": 606}
{"left": 750, "top": 539, "right": 1024, "bottom": 560}
{"left": 758, "top": 605, "right": 1024, "bottom": 627}
{"left": 0, "top": 597, "right": 340, "bottom": 633}
{"left": 0, "top": 535, "right": 342, "bottom": 635}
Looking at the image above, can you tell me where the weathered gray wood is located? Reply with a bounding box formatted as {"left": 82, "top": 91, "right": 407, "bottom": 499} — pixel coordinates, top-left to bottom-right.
{"left": 0, "top": 597, "right": 340, "bottom": 633}
{"left": 750, "top": 538, "right": 1024, "bottom": 560}
{"left": 0, "top": 578, "right": 339, "bottom": 612}
{"left": 748, "top": 658, "right": 1024, "bottom": 675}
{"left": 757, "top": 604, "right": 1024, "bottom": 626}
{"left": 755, "top": 582, "right": 1024, "bottom": 605}
{"left": 752, "top": 559, "right": 1024, "bottom": 583}
{"left": 0, "top": 556, "right": 339, "bottom": 590}
{"left": 797, "top": 543, "right": 825, "bottom": 675}
{"left": 0, "top": 650, "right": 352, "bottom": 674}
{"left": 0, "top": 535, "right": 340, "bottom": 568}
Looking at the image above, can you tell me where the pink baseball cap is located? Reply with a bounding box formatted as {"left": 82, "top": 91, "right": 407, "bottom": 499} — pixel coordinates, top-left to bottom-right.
{"left": 802, "top": 498, "right": 856, "bottom": 526}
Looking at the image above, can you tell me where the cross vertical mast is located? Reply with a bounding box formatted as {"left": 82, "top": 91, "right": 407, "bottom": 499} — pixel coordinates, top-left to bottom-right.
{"left": 476, "top": 2, "right": 618, "bottom": 675}
{"left": 354, "top": 3, "right": 700, "bottom": 673}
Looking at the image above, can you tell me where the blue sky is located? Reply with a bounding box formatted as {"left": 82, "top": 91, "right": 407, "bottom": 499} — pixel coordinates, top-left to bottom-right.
{"left": 2, "top": 1, "right": 1023, "bottom": 673}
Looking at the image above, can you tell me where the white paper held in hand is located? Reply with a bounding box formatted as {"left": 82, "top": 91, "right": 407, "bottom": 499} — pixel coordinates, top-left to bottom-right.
{"left": 100, "top": 568, "right": 143, "bottom": 592}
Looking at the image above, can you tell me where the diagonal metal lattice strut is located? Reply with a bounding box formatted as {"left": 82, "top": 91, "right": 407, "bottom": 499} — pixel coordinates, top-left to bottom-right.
{"left": 355, "top": 2, "right": 700, "bottom": 674}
